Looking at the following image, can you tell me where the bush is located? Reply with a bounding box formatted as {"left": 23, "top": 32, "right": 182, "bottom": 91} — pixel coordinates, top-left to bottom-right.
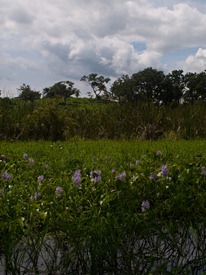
{"left": 23, "top": 99, "right": 72, "bottom": 140}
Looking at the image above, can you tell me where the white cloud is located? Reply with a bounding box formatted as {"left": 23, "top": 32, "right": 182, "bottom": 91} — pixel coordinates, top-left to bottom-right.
{"left": 1, "top": 0, "right": 206, "bottom": 96}
{"left": 196, "top": 48, "right": 206, "bottom": 58}
{"left": 183, "top": 48, "right": 206, "bottom": 72}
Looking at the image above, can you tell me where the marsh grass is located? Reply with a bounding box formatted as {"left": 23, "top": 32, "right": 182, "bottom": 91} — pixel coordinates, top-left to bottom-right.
{"left": 2, "top": 97, "right": 206, "bottom": 141}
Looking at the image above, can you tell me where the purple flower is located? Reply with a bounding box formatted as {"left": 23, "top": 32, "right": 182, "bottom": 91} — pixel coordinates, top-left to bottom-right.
{"left": 161, "top": 165, "right": 169, "bottom": 177}
{"left": 156, "top": 150, "right": 162, "bottom": 155}
{"left": 23, "top": 153, "right": 28, "bottom": 160}
{"left": 150, "top": 173, "right": 157, "bottom": 181}
{"left": 31, "top": 191, "right": 41, "bottom": 200}
{"left": 112, "top": 168, "right": 116, "bottom": 174}
{"left": 37, "top": 175, "right": 44, "bottom": 183}
{"left": 202, "top": 167, "right": 206, "bottom": 176}
{"left": 115, "top": 171, "right": 127, "bottom": 181}
{"left": 29, "top": 158, "right": 34, "bottom": 165}
{"left": 1, "top": 171, "right": 13, "bottom": 181}
{"left": 72, "top": 170, "right": 81, "bottom": 187}
{"left": 55, "top": 186, "right": 63, "bottom": 197}
{"left": 90, "top": 170, "right": 102, "bottom": 183}
{"left": 141, "top": 200, "right": 150, "bottom": 212}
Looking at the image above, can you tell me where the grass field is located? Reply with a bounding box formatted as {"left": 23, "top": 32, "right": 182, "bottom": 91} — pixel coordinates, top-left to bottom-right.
{"left": 1, "top": 139, "right": 206, "bottom": 274}
{"left": 2, "top": 139, "right": 206, "bottom": 161}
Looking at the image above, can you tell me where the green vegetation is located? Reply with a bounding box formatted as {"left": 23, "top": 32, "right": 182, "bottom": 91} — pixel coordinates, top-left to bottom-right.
{"left": 1, "top": 67, "right": 206, "bottom": 273}
{"left": 1, "top": 140, "right": 206, "bottom": 273}
{"left": 1, "top": 96, "right": 206, "bottom": 141}
{"left": 2, "top": 67, "right": 206, "bottom": 141}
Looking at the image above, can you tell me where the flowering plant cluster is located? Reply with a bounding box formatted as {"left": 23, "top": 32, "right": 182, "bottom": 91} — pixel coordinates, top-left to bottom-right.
{"left": 1, "top": 171, "right": 13, "bottom": 181}
{"left": 1, "top": 141, "right": 206, "bottom": 274}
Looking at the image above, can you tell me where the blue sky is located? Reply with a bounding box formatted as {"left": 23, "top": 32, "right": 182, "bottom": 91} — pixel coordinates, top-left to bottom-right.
{"left": 1, "top": 0, "right": 206, "bottom": 97}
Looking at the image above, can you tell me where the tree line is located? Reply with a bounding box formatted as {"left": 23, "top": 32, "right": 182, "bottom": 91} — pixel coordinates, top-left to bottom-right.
{"left": 14, "top": 67, "right": 206, "bottom": 106}
{"left": 1, "top": 67, "right": 206, "bottom": 141}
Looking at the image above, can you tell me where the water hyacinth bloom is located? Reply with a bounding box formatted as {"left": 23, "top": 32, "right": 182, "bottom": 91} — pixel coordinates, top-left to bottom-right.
{"left": 72, "top": 169, "right": 81, "bottom": 187}
{"left": 161, "top": 165, "right": 169, "bottom": 177}
{"left": 31, "top": 191, "right": 41, "bottom": 200}
{"left": 1, "top": 171, "right": 13, "bottom": 181}
{"left": 202, "top": 166, "right": 206, "bottom": 176}
{"left": 115, "top": 171, "right": 127, "bottom": 181}
{"left": 23, "top": 153, "right": 28, "bottom": 159}
{"left": 37, "top": 175, "right": 44, "bottom": 183}
{"left": 90, "top": 170, "right": 102, "bottom": 183}
{"left": 150, "top": 173, "right": 157, "bottom": 181}
{"left": 55, "top": 186, "right": 63, "bottom": 197}
{"left": 141, "top": 200, "right": 150, "bottom": 212}
{"left": 29, "top": 158, "right": 34, "bottom": 165}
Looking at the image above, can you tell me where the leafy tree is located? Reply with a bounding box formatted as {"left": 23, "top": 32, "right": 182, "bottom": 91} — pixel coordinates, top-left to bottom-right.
{"left": 196, "top": 71, "right": 206, "bottom": 101}
{"left": 110, "top": 75, "right": 135, "bottom": 104}
{"left": 164, "top": 70, "right": 185, "bottom": 105}
{"left": 131, "top": 67, "right": 166, "bottom": 104}
{"left": 111, "top": 68, "right": 176, "bottom": 106}
{"left": 81, "top": 73, "right": 111, "bottom": 99}
{"left": 183, "top": 72, "right": 200, "bottom": 103}
{"left": 183, "top": 71, "right": 206, "bottom": 103}
{"left": 43, "top": 81, "right": 80, "bottom": 104}
{"left": 18, "top": 84, "right": 41, "bottom": 103}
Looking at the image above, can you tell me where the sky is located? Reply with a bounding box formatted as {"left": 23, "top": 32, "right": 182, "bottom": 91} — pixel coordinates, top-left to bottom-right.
{"left": 1, "top": 0, "right": 206, "bottom": 97}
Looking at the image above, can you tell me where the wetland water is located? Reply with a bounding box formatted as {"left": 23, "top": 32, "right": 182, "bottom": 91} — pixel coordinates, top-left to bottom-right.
{"left": 1, "top": 230, "right": 206, "bottom": 274}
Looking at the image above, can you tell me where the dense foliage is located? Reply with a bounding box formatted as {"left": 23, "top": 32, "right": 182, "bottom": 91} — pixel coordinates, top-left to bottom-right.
{"left": 15, "top": 68, "right": 206, "bottom": 104}
{"left": 1, "top": 95, "right": 206, "bottom": 141}
{"left": 43, "top": 81, "right": 80, "bottom": 104}
{"left": 1, "top": 67, "right": 206, "bottom": 141}
{"left": 1, "top": 140, "right": 206, "bottom": 273}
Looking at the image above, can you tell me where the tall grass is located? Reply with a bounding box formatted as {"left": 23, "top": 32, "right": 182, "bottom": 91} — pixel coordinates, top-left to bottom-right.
{"left": 1, "top": 97, "right": 206, "bottom": 140}
{"left": 0, "top": 98, "right": 34, "bottom": 140}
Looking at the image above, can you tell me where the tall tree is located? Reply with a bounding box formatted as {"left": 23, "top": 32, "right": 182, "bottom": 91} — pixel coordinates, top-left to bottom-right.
{"left": 18, "top": 84, "right": 41, "bottom": 103}
{"left": 196, "top": 71, "right": 206, "bottom": 101}
{"left": 81, "top": 73, "right": 111, "bottom": 99}
{"left": 131, "top": 67, "right": 166, "bottom": 104}
{"left": 163, "top": 70, "right": 185, "bottom": 105}
{"left": 110, "top": 75, "right": 135, "bottom": 104}
{"left": 183, "top": 72, "right": 199, "bottom": 103}
{"left": 183, "top": 71, "right": 206, "bottom": 103}
{"left": 43, "top": 81, "right": 80, "bottom": 104}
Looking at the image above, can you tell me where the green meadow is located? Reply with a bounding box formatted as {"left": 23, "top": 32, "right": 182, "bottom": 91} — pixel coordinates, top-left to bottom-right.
{"left": 1, "top": 139, "right": 206, "bottom": 274}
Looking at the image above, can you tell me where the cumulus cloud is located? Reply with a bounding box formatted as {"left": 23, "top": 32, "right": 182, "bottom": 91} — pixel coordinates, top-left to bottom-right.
{"left": 183, "top": 48, "right": 206, "bottom": 72}
{"left": 1, "top": 0, "right": 206, "bottom": 96}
